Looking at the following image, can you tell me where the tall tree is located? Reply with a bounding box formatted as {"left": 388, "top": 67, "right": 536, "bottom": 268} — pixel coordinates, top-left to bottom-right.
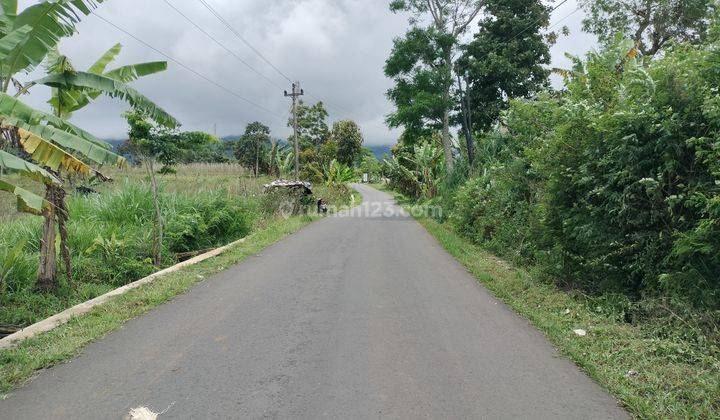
{"left": 581, "top": 0, "right": 715, "bottom": 56}
{"left": 331, "top": 120, "right": 363, "bottom": 166}
{"left": 385, "top": 27, "right": 450, "bottom": 147}
{"left": 289, "top": 100, "right": 329, "bottom": 149}
{"left": 235, "top": 121, "right": 271, "bottom": 176}
{"left": 390, "top": 0, "right": 485, "bottom": 171}
{"left": 458, "top": 0, "right": 551, "bottom": 134}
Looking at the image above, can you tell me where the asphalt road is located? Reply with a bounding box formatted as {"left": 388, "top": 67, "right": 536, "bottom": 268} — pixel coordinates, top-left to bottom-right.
{"left": 0, "top": 184, "right": 627, "bottom": 419}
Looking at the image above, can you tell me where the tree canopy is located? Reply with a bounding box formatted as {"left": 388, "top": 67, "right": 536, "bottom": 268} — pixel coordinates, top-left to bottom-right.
{"left": 458, "top": 0, "right": 551, "bottom": 133}
{"left": 581, "top": 0, "right": 716, "bottom": 56}
{"left": 331, "top": 120, "right": 363, "bottom": 167}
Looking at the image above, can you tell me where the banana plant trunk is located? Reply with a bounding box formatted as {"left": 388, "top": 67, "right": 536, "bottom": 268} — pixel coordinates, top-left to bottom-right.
{"left": 36, "top": 186, "right": 59, "bottom": 293}
{"left": 36, "top": 101, "right": 74, "bottom": 293}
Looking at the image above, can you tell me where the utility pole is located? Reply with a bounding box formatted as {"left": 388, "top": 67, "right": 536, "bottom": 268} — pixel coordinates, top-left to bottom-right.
{"left": 284, "top": 81, "right": 304, "bottom": 180}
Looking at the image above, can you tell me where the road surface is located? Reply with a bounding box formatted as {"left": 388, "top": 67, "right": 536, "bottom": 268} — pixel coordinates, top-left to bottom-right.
{"left": 0, "top": 185, "right": 627, "bottom": 419}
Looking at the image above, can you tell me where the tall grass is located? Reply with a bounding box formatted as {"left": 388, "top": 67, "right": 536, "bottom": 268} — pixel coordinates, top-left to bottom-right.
{"left": 0, "top": 164, "right": 352, "bottom": 327}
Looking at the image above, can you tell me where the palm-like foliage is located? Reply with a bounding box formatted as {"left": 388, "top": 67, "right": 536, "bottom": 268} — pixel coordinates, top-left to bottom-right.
{"left": 0, "top": 1, "right": 176, "bottom": 291}
{"left": 383, "top": 142, "right": 443, "bottom": 199}
{"left": 0, "top": 0, "right": 117, "bottom": 214}
{"left": 39, "top": 43, "right": 170, "bottom": 121}
{"left": 320, "top": 159, "right": 355, "bottom": 185}
{"left": 409, "top": 142, "right": 443, "bottom": 198}
{"left": 274, "top": 146, "right": 294, "bottom": 179}
{"left": 0, "top": 0, "right": 108, "bottom": 91}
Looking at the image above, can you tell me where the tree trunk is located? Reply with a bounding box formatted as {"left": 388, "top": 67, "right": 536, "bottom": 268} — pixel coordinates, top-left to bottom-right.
{"left": 456, "top": 75, "right": 474, "bottom": 167}
{"left": 441, "top": 49, "right": 454, "bottom": 172}
{"left": 147, "top": 160, "right": 163, "bottom": 267}
{"left": 255, "top": 141, "right": 260, "bottom": 177}
{"left": 36, "top": 186, "right": 58, "bottom": 293}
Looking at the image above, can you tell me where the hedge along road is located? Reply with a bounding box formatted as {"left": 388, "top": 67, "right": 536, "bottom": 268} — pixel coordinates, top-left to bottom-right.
{"left": 0, "top": 184, "right": 627, "bottom": 419}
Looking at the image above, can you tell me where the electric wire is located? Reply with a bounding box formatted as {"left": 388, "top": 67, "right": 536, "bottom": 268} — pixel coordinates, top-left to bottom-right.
{"left": 161, "top": 0, "right": 285, "bottom": 90}
{"left": 91, "top": 12, "right": 284, "bottom": 120}
{"left": 195, "top": 0, "right": 354, "bottom": 118}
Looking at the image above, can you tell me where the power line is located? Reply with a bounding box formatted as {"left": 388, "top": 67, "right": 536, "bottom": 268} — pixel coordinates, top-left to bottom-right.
{"left": 196, "top": 0, "right": 293, "bottom": 82}
{"left": 91, "top": 12, "right": 284, "bottom": 120}
{"left": 196, "top": 0, "right": 355, "bottom": 119}
{"left": 460, "top": 0, "right": 578, "bottom": 71}
{"left": 546, "top": 4, "right": 582, "bottom": 31}
{"left": 161, "top": 0, "right": 285, "bottom": 90}
{"left": 499, "top": 0, "right": 570, "bottom": 49}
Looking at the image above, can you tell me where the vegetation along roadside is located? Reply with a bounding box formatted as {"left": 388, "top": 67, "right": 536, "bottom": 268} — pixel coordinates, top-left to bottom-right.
{"left": 383, "top": 187, "right": 719, "bottom": 419}
{"left": 0, "top": 180, "right": 358, "bottom": 397}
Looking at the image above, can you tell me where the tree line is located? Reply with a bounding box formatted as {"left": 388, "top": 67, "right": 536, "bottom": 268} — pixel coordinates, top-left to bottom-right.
{"left": 383, "top": 0, "right": 720, "bottom": 313}
{"left": 118, "top": 99, "right": 371, "bottom": 182}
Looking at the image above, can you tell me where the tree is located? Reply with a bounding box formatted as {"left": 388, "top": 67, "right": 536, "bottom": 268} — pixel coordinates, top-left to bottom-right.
{"left": 235, "top": 121, "right": 271, "bottom": 176}
{"left": 176, "top": 131, "right": 228, "bottom": 163}
{"left": 385, "top": 27, "right": 450, "bottom": 147}
{"left": 390, "top": 0, "right": 485, "bottom": 171}
{"left": 24, "top": 43, "right": 171, "bottom": 285}
{"left": 0, "top": 1, "right": 169, "bottom": 292}
{"left": 331, "top": 120, "right": 363, "bottom": 167}
{"left": 358, "top": 148, "right": 382, "bottom": 182}
{"left": 581, "top": 0, "right": 715, "bottom": 56}
{"left": 125, "top": 110, "right": 179, "bottom": 267}
{"left": 458, "top": 0, "right": 551, "bottom": 134}
{"left": 289, "top": 101, "right": 329, "bottom": 149}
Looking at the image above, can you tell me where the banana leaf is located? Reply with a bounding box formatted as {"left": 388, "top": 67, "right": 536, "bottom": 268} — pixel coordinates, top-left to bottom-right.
{"left": 0, "top": 91, "right": 112, "bottom": 150}
{"left": 0, "top": 177, "right": 50, "bottom": 215}
{"left": 0, "top": 1, "right": 18, "bottom": 36}
{"left": 87, "top": 42, "right": 121, "bottom": 74}
{"left": 0, "top": 149, "right": 60, "bottom": 185}
{"left": 2, "top": 0, "right": 106, "bottom": 76}
{"left": 2, "top": 115, "right": 125, "bottom": 167}
{"left": 34, "top": 71, "right": 179, "bottom": 128}
{"left": 51, "top": 61, "right": 168, "bottom": 115}
{"left": 0, "top": 24, "right": 30, "bottom": 59}
{"left": 15, "top": 126, "right": 92, "bottom": 176}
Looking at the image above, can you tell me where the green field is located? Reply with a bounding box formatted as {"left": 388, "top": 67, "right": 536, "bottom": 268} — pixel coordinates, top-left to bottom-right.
{"left": 0, "top": 163, "right": 352, "bottom": 329}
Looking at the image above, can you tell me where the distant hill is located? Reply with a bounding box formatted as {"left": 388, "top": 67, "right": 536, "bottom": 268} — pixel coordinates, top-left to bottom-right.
{"left": 107, "top": 137, "right": 393, "bottom": 160}
{"left": 104, "top": 139, "right": 124, "bottom": 151}
{"left": 368, "top": 145, "right": 392, "bottom": 160}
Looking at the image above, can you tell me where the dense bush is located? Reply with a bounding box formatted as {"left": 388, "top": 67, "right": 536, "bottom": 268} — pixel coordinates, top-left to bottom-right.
{"left": 446, "top": 39, "right": 720, "bottom": 310}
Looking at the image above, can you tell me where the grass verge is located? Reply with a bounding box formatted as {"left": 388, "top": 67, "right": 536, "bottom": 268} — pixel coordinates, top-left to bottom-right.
{"left": 0, "top": 214, "right": 315, "bottom": 397}
{"left": 383, "top": 188, "right": 719, "bottom": 419}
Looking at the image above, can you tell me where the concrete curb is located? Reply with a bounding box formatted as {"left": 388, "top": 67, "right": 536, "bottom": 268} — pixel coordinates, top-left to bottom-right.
{"left": 0, "top": 236, "right": 248, "bottom": 350}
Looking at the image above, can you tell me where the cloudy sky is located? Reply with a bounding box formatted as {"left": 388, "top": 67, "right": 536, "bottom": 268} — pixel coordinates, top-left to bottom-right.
{"left": 17, "top": 0, "right": 597, "bottom": 145}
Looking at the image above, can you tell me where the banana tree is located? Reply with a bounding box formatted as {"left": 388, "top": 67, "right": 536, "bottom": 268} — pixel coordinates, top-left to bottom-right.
{"left": 274, "top": 146, "right": 294, "bottom": 179}
{"left": 0, "top": 1, "right": 177, "bottom": 292}
{"left": 409, "top": 142, "right": 443, "bottom": 198}
{"left": 39, "top": 43, "right": 168, "bottom": 119}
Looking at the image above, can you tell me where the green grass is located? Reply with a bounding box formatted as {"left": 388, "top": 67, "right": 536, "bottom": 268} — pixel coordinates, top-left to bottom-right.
{"left": 382, "top": 187, "right": 719, "bottom": 419}
{"left": 0, "top": 214, "right": 315, "bottom": 397}
{"left": 0, "top": 175, "right": 359, "bottom": 396}
{"left": 0, "top": 164, "right": 353, "bottom": 327}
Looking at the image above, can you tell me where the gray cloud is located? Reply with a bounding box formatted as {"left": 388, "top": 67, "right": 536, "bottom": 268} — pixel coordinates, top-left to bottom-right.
{"left": 17, "top": 0, "right": 596, "bottom": 145}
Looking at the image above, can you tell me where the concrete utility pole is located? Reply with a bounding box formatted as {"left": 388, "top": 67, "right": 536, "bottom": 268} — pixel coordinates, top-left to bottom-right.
{"left": 284, "top": 82, "right": 304, "bottom": 180}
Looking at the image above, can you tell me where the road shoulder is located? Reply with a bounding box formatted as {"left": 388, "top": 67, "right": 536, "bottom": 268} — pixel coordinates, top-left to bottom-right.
{"left": 0, "top": 215, "right": 315, "bottom": 397}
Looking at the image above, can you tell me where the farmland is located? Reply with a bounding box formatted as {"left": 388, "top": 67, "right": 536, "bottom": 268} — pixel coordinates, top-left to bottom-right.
{"left": 0, "top": 163, "right": 352, "bottom": 329}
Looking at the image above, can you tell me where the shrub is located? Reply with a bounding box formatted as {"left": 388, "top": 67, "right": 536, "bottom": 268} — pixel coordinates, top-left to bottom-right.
{"left": 446, "top": 39, "right": 720, "bottom": 311}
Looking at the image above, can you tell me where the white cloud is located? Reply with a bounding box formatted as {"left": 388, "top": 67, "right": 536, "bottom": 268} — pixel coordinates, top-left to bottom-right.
{"left": 15, "top": 0, "right": 595, "bottom": 144}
